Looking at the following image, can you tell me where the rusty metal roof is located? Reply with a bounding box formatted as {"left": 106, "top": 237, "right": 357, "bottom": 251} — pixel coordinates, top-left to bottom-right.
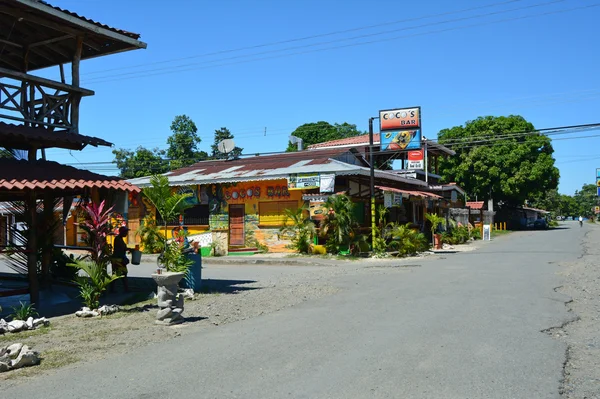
{"left": 376, "top": 185, "right": 443, "bottom": 199}
{"left": 307, "top": 134, "right": 455, "bottom": 156}
{"left": 0, "top": 159, "right": 140, "bottom": 194}
{"left": 0, "top": 122, "right": 112, "bottom": 150}
{"left": 129, "top": 149, "right": 429, "bottom": 188}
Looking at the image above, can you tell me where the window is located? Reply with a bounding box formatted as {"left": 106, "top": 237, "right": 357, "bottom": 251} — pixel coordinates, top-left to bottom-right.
{"left": 157, "top": 204, "right": 209, "bottom": 226}
{"left": 259, "top": 201, "right": 298, "bottom": 226}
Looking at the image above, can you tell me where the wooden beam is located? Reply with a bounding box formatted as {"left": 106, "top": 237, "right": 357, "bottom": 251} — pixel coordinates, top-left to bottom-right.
{"left": 26, "top": 192, "right": 39, "bottom": 305}
{"left": 10, "top": 1, "right": 146, "bottom": 48}
{"left": 71, "top": 36, "right": 82, "bottom": 133}
{"left": 0, "top": 38, "right": 21, "bottom": 48}
{"left": 0, "top": 66, "right": 94, "bottom": 96}
{"left": 30, "top": 34, "right": 73, "bottom": 48}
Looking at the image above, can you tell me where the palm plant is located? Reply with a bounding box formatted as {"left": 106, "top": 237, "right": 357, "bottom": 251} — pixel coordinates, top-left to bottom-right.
{"left": 68, "top": 259, "right": 122, "bottom": 309}
{"left": 280, "top": 206, "right": 316, "bottom": 254}
{"left": 319, "top": 194, "right": 357, "bottom": 254}
{"left": 137, "top": 216, "right": 164, "bottom": 254}
{"left": 425, "top": 213, "right": 446, "bottom": 247}
{"left": 141, "top": 175, "right": 193, "bottom": 245}
{"left": 387, "top": 223, "right": 429, "bottom": 256}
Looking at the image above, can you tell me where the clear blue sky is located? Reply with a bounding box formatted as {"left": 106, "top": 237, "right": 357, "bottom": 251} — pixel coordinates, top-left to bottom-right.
{"left": 42, "top": 0, "right": 600, "bottom": 196}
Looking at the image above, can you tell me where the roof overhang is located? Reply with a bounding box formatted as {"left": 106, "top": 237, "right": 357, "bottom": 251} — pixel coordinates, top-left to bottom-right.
{"left": 0, "top": 122, "right": 112, "bottom": 150}
{"left": 0, "top": 0, "right": 147, "bottom": 71}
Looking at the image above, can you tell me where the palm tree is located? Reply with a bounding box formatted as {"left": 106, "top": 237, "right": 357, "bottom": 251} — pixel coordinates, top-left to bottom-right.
{"left": 141, "top": 175, "right": 193, "bottom": 244}
{"left": 280, "top": 206, "right": 316, "bottom": 254}
{"left": 425, "top": 213, "right": 445, "bottom": 248}
{"left": 320, "top": 194, "right": 356, "bottom": 253}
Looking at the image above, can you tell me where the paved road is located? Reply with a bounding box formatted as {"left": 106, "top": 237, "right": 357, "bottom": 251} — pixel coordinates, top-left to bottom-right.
{"left": 4, "top": 224, "right": 582, "bottom": 398}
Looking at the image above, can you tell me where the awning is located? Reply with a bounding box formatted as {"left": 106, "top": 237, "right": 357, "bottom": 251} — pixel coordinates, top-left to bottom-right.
{"left": 375, "top": 185, "right": 443, "bottom": 199}
{"left": 0, "top": 159, "right": 140, "bottom": 196}
{"left": 0, "top": 122, "right": 112, "bottom": 150}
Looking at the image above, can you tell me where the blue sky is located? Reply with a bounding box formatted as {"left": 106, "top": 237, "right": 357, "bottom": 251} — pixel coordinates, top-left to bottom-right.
{"left": 41, "top": 0, "right": 600, "bottom": 196}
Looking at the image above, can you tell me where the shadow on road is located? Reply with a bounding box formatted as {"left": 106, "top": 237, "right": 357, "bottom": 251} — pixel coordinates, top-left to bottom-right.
{"left": 201, "top": 279, "right": 259, "bottom": 294}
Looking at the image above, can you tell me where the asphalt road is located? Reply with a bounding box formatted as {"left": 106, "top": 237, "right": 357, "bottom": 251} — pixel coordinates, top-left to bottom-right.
{"left": 3, "top": 224, "right": 582, "bottom": 398}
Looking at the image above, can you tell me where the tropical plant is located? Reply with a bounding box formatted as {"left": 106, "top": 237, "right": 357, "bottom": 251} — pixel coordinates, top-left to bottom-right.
{"left": 137, "top": 216, "right": 164, "bottom": 254}
{"left": 10, "top": 301, "right": 38, "bottom": 321}
{"left": 78, "top": 200, "right": 114, "bottom": 265}
{"left": 425, "top": 213, "right": 445, "bottom": 245}
{"left": 387, "top": 223, "right": 429, "bottom": 256}
{"left": 245, "top": 224, "right": 268, "bottom": 253}
{"left": 320, "top": 194, "right": 358, "bottom": 254}
{"left": 68, "top": 259, "right": 122, "bottom": 309}
{"left": 372, "top": 206, "right": 389, "bottom": 255}
{"left": 161, "top": 238, "right": 194, "bottom": 274}
{"left": 280, "top": 206, "right": 316, "bottom": 254}
{"left": 141, "top": 175, "right": 194, "bottom": 245}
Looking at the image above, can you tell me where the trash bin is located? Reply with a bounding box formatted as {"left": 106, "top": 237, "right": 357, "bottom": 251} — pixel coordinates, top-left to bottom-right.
{"left": 131, "top": 249, "right": 142, "bottom": 265}
{"left": 181, "top": 252, "right": 202, "bottom": 292}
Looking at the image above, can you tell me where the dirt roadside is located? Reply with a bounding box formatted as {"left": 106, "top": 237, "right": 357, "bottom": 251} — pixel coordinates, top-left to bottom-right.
{"left": 554, "top": 225, "right": 600, "bottom": 398}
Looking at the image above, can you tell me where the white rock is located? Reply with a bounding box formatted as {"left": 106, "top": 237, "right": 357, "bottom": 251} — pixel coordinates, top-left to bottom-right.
{"left": 26, "top": 317, "right": 34, "bottom": 329}
{"left": 181, "top": 289, "right": 195, "bottom": 300}
{"left": 7, "top": 320, "right": 27, "bottom": 333}
{"left": 98, "top": 305, "right": 119, "bottom": 315}
{"left": 0, "top": 318, "right": 7, "bottom": 334}
{"left": 0, "top": 361, "right": 9, "bottom": 372}
{"left": 10, "top": 345, "right": 39, "bottom": 369}
{"left": 32, "top": 317, "right": 50, "bottom": 328}
{"left": 75, "top": 309, "right": 99, "bottom": 317}
{"left": 6, "top": 343, "right": 23, "bottom": 358}
{"left": 148, "top": 292, "right": 157, "bottom": 300}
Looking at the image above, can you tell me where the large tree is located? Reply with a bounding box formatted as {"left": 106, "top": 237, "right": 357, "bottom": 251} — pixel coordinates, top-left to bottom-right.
{"left": 167, "top": 115, "right": 208, "bottom": 169}
{"left": 112, "top": 147, "right": 167, "bottom": 179}
{"left": 211, "top": 127, "right": 243, "bottom": 159}
{"left": 286, "top": 122, "right": 364, "bottom": 151}
{"left": 112, "top": 115, "right": 208, "bottom": 178}
{"left": 573, "top": 184, "right": 597, "bottom": 218}
{"left": 438, "top": 115, "right": 559, "bottom": 206}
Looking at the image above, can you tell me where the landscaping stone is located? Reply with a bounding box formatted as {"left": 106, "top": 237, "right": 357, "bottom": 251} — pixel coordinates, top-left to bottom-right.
{"left": 181, "top": 288, "right": 195, "bottom": 300}
{"left": 98, "top": 305, "right": 120, "bottom": 316}
{"left": 75, "top": 307, "right": 99, "bottom": 317}
{"left": 26, "top": 317, "right": 34, "bottom": 329}
{"left": 32, "top": 317, "right": 50, "bottom": 328}
{"left": 0, "top": 318, "right": 8, "bottom": 334}
{"left": 0, "top": 343, "right": 40, "bottom": 373}
{"left": 7, "top": 320, "right": 27, "bottom": 333}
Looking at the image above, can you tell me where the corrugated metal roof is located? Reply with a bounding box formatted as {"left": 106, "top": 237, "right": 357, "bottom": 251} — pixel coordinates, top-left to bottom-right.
{"left": 0, "top": 159, "right": 140, "bottom": 193}
{"left": 376, "top": 186, "right": 443, "bottom": 199}
{"left": 36, "top": 0, "right": 141, "bottom": 39}
{"left": 308, "top": 134, "right": 381, "bottom": 149}
{"left": 0, "top": 122, "right": 112, "bottom": 150}
{"left": 128, "top": 149, "right": 428, "bottom": 188}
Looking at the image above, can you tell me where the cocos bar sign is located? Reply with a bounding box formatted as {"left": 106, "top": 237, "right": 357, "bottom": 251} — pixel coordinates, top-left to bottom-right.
{"left": 379, "top": 107, "right": 420, "bottom": 130}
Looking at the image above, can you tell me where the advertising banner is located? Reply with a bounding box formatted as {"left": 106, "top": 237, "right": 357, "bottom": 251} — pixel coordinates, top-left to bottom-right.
{"left": 406, "top": 148, "right": 424, "bottom": 170}
{"left": 379, "top": 107, "right": 421, "bottom": 130}
{"left": 596, "top": 168, "right": 600, "bottom": 178}
{"left": 288, "top": 173, "right": 320, "bottom": 190}
{"left": 381, "top": 129, "right": 421, "bottom": 151}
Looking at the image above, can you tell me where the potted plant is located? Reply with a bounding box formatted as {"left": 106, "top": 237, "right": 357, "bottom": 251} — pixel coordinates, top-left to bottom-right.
{"left": 425, "top": 213, "right": 445, "bottom": 250}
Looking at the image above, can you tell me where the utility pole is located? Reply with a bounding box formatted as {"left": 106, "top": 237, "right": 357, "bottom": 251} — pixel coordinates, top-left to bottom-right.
{"left": 369, "top": 117, "right": 377, "bottom": 250}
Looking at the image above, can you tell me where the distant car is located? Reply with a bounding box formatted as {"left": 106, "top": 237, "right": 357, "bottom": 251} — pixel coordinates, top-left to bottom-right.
{"left": 533, "top": 218, "right": 548, "bottom": 229}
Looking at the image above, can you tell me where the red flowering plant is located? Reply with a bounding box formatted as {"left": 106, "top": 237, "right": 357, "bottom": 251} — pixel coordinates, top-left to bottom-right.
{"left": 78, "top": 200, "right": 114, "bottom": 265}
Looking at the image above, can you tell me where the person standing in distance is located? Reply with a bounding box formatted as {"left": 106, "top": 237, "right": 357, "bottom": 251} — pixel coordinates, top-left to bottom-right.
{"left": 111, "top": 226, "right": 132, "bottom": 292}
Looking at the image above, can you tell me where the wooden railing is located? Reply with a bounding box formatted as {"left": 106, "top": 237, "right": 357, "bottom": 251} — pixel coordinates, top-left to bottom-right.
{"left": 0, "top": 67, "right": 94, "bottom": 133}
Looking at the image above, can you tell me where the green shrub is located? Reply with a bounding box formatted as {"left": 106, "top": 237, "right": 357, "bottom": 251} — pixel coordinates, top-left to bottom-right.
{"left": 10, "top": 301, "right": 38, "bottom": 321}
{"left": 387, "top": 223, "right": 429, "bottom": 256}
{"left": 281, "top": 206, "right": 316, "bottom": 254}
{"left": 137, "top": 216, "right": 164, "bottom": 254}
{"left": 68, "top": 259, "right": 122, "bottom": 310}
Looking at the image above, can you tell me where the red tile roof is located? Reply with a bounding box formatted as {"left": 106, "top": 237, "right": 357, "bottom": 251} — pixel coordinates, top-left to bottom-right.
{"left": 0, "top": 123, "right": 112, "bottom": 150}
{"left": 0, "top": 159, "right": 139, "bottom": 193}
{"left": 308, "top": 134, "right": 380, "bottom": 149}
{"left": 466, "top": 201, "right": 485, "bottom": 210}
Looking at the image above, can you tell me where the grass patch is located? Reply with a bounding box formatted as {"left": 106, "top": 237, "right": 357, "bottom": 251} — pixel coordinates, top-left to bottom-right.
{"left": 491, "top": 229, "right": 512, "bottom": 238}
{"left": 0, "top": 326, "right": 51, "bottom": 343}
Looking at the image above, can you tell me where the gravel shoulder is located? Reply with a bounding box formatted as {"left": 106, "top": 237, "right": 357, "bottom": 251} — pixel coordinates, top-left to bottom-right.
{"left": 553, "top": 224, "right": 600, "bottom": 398}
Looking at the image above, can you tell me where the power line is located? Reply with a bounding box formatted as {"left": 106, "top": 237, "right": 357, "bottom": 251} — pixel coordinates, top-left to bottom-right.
{"left": 83, "top": 2, "right": 594, "bottom": 85}
{"left": 82, "top": 0, "right": 525, "bottom": 77}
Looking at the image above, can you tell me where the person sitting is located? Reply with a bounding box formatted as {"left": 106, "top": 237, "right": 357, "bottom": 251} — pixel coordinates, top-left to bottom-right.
{"left": 110, "top": 226, "right": 132, "bottom": 292}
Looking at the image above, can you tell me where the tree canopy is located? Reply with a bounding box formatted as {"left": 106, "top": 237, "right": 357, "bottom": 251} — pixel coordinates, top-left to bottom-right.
{"left": 211, "top": 127, "right": 243, "bottom": 159}
{"left": 438, "top": 115, "right": 559, "bottom": 206}
{"left": 112, "top": 115, "right": 208, "bottom": 178}
{"left": 166, "top": 115, "right": 208, "bottom": 169}
{"left": 286, "top": 122, "right": 364, "bottom": 151}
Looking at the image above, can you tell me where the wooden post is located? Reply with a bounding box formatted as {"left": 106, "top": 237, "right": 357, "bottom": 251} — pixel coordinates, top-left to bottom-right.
{"left": 71, "top": 36, "right": 83, "bottom": 133}
{"left": 27, "top": 192, "right": 40, "bottom": 305}
{"left": 41, "top": 194, "right": 54, "bottom": 287}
